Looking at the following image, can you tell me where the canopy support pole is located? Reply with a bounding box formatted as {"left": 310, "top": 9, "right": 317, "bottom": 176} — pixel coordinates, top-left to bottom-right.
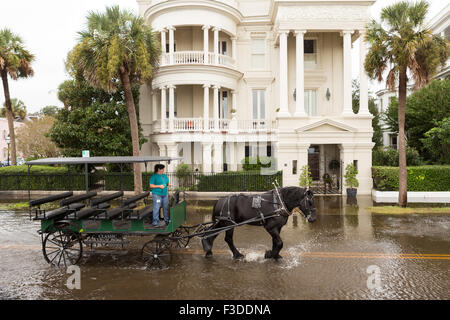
{"left": 85, "top": 163, "right": 89, "bottom": 194}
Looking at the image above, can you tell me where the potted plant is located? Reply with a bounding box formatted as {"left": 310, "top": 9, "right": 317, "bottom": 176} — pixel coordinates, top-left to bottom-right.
{"left": 344, "top": 163, "right": 359, "bottom": 197}
{"left": 299, "top": 165, "right": 313, "bottom": 189}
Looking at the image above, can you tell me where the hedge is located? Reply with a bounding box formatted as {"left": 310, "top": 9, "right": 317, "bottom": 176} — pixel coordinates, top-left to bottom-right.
{"left": 372, "top": 166, "right": 450, "bottom": 191}
{"left": 196, "top": 171, "right": 283, "bottom": 192}
{"left": 0, "top": 166, "right": 97, "bottom": 191}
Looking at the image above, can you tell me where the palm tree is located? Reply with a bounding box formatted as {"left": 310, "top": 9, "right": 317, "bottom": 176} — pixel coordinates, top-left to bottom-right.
{"left": 0, "top": 29, "right": 34, "bottom": 166}
{"left": 66, "top": 6, "right": 160, "bottom": 194}
{"left": 365, "top": 1, "right": 448, "bottom": 207}
{"left": 1, "top": 98, "right": 27, "bottom": 120}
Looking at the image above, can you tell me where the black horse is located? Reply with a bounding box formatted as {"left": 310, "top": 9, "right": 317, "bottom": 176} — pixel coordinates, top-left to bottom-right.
{"left": 201, "top": 186, "right": 317, "bottom": 260}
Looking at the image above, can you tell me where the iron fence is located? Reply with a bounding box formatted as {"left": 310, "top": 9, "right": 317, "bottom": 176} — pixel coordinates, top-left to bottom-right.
{"left": 0, "top": 171, "right": 283, "bottom": 192}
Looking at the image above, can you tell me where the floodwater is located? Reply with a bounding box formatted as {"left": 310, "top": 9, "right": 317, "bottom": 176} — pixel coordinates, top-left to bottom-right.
{"left": 0, "top": 196, "right": 449, "bottom": 300}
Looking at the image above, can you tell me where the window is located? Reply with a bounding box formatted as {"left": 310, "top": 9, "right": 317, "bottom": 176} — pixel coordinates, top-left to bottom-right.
{"left": 251, "top": 39, "right": 265, "bottom": 69}
{"left": 219, "top": 41, "right": 227, "bottom": 55}
{"left": 304, "top": 39, "right": 317, "bottom": 68}
{"left": 292, "top": 160, "right": 298, "bottom": 175}
{"left": 252, "top": 90, "right": 266, "bottom": 120}
{"left": 390, "top": 134, "right": 398, "bottom": 150}
{"left": 304, "top": 90, "right": 317, "bottom": 116}
{"left": 220, "top": 91, "right": 228, "bottom": 119}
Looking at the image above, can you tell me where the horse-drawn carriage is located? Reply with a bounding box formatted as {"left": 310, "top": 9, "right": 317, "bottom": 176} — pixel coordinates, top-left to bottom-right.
{"left": 27, "top": 156, "right": 317, "bottom": 270}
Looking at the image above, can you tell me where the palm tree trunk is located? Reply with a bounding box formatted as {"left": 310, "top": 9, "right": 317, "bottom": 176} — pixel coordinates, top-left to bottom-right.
{"left": 119, "top": 69, "right": 143, "bottom": 195}
{"left": 1, "top": 70, "right": 17, "bottom": 166}
{"left": 398, "top": 67, "right": 408, "bottom": 207}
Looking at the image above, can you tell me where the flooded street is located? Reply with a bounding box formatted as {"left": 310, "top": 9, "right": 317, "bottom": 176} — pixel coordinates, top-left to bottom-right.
{"left": 0, "top": 196, "right": 449, "bottom": 300}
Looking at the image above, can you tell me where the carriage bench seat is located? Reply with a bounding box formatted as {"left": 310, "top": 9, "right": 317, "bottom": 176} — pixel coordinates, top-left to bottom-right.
{"left": 38, "top": 203, "right": 85, "bottom": 221}
{"left": 70, "top": 202, "right": 111, "bottom": 220}
{"left": 128, "top": 206, "right": 153, "bottom": 221}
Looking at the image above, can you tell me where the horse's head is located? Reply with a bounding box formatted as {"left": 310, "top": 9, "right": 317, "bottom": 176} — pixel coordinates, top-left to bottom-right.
{"left": 281, "top": 187, "right": 317, "bottom": 223}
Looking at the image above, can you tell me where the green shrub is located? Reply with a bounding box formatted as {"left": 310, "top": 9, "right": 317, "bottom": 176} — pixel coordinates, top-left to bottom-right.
{"left": 372, "top": 146, "right": 423, "bottom": 166}
{"left": 344, "top": 164, "right": 359, "bottom": 189}
{"left": 0, "top": 165, "right": 86, "bottom": 191}
{"left": 196, "top": 171, "right": 283, "bottom": 192}
{"left": 299, "top": 165, "right": 312, "bottom": 188}
{"left": 372, "top": 166, "right": 450, "bottom": 191}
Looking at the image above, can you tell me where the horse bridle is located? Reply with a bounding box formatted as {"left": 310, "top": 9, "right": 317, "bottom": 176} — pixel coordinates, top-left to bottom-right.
{"left": 300, "top": 193, "right": 314, "bottom": 221}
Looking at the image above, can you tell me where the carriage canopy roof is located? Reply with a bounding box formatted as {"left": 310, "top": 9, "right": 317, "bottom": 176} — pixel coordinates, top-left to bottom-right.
{"left": 26, "top": 156, "right": 182, "bottom": 166}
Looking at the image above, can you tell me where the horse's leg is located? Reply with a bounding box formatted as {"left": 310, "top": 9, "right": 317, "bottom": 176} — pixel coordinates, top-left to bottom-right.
{"left": 224, "top": 228, "right": 244, "bottom": 260}
{"left": 264, "top": 226, "right": 283, "bottom": 260}
{"left": 202, "top": 222, "right": 222, "bottom": 258}
{"left": 202, "top": 233, "right": 219, "bottom": 258}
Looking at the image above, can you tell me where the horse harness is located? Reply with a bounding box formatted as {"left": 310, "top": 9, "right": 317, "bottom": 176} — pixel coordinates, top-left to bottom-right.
{"left": 217, "top": 188, "right": 290, "bottom": 225}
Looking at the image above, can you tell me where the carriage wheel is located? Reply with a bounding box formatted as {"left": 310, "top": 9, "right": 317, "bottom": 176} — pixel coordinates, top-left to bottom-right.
{"left": 43, "top": 229, "right": 83, "bottom": 267}
{"left": 170, "top": 226, "right": 190, "bottom": 249}
{"left": 141, "top": 239, "right": 172, "bottom": 270}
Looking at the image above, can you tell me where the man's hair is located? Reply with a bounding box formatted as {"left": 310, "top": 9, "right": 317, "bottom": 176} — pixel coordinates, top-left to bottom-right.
{"left": 154, "top": 164, "right": 165, "bottom": 173}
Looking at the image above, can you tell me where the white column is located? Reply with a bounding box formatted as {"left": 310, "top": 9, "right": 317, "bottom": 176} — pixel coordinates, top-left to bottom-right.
{"left": 203, "top": 84, "right": 210, "bottom": 131}
{"left": 202, "top": 25, "right": 210, "bottom": 64}
{"left": 213, "top": 142, "right": 223, "bottom": 173}
{"left": 359, "top": 30, "right": 370, "bottom": 116}
{"left": 160, "top": 86, "right": 167, "bottom": 132}
{"left": 166, "top": 143, "right": 178, "bottom": 173}
{"left": 227, "top": 142, "right": 237, "bottom": 171}
{"left": 158, "top": 143, "right": 167, "bottom": 157}
{"left": 151, "top": 91, "right": 157, "bottom": 123}
{"left": 160, "top": 29, "right": 167, "bottom": 65}
{"left": 231, "top": 37, "right": 237, "bottom": 61}
{"left": 294, "top": 30, "right": 307, "bottom": 117}
{"left": 213, "top": 27, "right": 220, "bottom": 65}
{"left": 342, "top": 30, "right": 354, "bottom": 116}
{"left": 213, "top": 85, "right": 220, "bottom": 131}
{"left": 168, "top": 85, "right": 175, "bottom": 132}
{"left": 168, "top": 26, "right": 176, "bottom": 65}
{"left": 202, "top": 143, "right": 212, "bottom": 173}
{"left": 278, "top": 30, "right": 290, "bottom": 117}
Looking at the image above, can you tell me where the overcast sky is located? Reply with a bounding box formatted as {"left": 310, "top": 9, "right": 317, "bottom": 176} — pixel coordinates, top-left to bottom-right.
{"left": 0, "top": 0, "right": 447, "bottom": 113}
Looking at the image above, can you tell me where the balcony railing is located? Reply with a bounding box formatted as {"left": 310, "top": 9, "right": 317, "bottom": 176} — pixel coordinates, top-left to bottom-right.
{"left": 152, "top": 118, "right": 276, "bottom": 133}
{"left": 161, "top": 51, "right": 236, "bottom": 68}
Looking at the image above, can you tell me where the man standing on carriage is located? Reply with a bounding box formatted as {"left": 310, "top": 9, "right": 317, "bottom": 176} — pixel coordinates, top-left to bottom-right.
{"left": 149, "top": 164, "right": 171, "bottom": 228}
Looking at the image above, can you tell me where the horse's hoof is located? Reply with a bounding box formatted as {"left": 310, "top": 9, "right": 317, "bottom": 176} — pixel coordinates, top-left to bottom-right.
{"left": 264, "top": 250, "right": 272, "bottom": 259}
{"left": 205, "top": 251, "right": 213, "bottom": 259}
{"left": 233, "top": 254, "right": 245, "bottom": 260}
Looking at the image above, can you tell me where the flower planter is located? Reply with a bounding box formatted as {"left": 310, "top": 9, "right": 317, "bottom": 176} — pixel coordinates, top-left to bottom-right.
{"left": 347, "top": 188, "right": 357, "bottom": 197}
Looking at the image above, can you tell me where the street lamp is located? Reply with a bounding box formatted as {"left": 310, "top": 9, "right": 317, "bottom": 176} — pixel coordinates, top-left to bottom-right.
{"left": 6, "top": 134, "right": 10, "bottom": 166}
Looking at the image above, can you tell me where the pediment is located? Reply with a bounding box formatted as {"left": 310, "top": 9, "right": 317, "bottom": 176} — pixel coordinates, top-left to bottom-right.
{"left": 296, "top": 119, "right": 357, "bottom": 133}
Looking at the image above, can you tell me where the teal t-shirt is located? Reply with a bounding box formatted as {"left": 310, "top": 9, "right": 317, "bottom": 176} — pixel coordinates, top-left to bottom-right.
{"left": 150, "top": 173, "right": 169, "bottom": 196}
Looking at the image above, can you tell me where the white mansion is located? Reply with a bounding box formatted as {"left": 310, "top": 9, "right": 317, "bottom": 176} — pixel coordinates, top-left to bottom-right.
{"left": 138, "top": 0, "right": 375, "bottom": 195}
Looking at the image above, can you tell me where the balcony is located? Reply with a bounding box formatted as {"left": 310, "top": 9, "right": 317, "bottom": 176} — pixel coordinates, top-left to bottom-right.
{"left": 152, "top": 118, "right": 276, "bottom": 134}
{"left": 161, "top": 51, "right": 237, "bottom": 69}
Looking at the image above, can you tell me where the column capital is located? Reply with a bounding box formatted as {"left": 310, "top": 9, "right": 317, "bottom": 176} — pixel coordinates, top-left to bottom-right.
{"left": 159, "top": 28, "right": 167, "bottom": 33}
{"left": 212, "top": 27, "right": 221, "bottom": 32}
{"left": 294, "top": 30, "right": 307, "bottom": 36}
{"left": 230, "top": 90, "right": 237, "bottom": 95}
{"left": 167, "top": 84, "right": 176, "bottom": 90}
{"left": 167, "top": 25, "right": 176, "bottom": 31}
{"left": 213, "top": 85, "right": 221, "bottom": 90}
{"left": 159, "top": 85, "right": 167, "bottom": 91}
{"left": 340, "top": 30, "right": 354, "bottom": 36}
{"left": 278, "top": 29, "right": 290, "bottom": 35}
{"left": 203, "top": 83, "right": 211, "bottom": 89}
{"left": 358, "top": 29, "right": 367, "bottom": 35}
{"left": 202, "top": 25, "right": 210, "bottom": 31}
{"left": 230, "top": 36, "right": 237, "bottom": 41}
